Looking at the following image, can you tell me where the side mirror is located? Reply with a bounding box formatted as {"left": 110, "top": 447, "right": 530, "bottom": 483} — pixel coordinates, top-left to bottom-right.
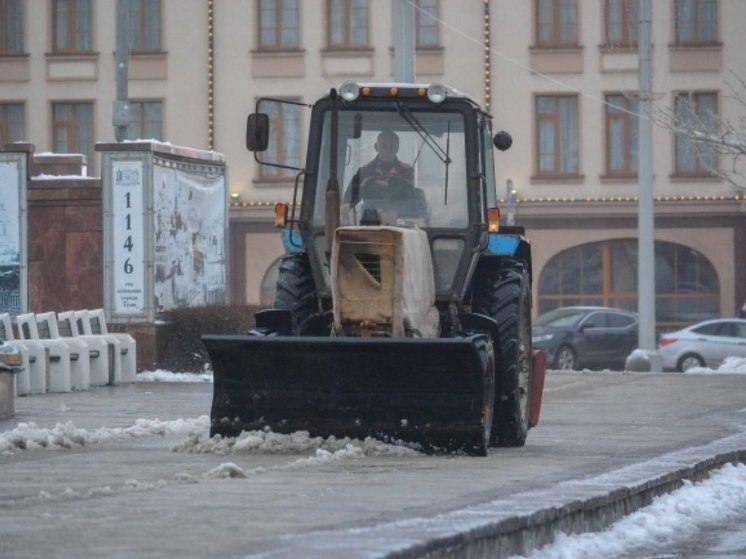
{"left": 579, "top": 321, "right": 595, "bottom": 331}
{"left": 246, "top": 113, "right": 269, "bottom": 152}
{"left": 493, "top": 130, "right": 513, "bottom": 152}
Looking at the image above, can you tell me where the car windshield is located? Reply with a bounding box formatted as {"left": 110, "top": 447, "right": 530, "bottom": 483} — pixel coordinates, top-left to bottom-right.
{"left": 310, "top": 106, "right": 468, "bottom": 229}
{"left": 534, "top": 308, "right": 588, "bottom": 328}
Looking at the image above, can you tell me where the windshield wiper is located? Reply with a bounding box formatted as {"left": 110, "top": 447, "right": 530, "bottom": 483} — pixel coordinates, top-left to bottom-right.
{"left": 394, "top": 102, "right": 450, "bottom": 165}
{"left": 394, "top": 101, "right": 452, "bottom": 203}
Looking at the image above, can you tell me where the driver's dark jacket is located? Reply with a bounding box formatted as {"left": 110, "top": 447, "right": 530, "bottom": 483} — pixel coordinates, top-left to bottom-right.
{"left": 344, "top": 156, "right": 414, "bottom": 203}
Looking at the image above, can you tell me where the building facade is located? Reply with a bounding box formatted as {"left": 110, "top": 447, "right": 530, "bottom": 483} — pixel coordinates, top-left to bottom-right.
{"left": 1, "top": 0, "right": 744, "bottom": 330}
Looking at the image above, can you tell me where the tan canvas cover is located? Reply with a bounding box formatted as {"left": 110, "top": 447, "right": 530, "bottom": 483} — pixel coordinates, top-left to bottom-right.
{"left": 331, "top": 226, "right": 440, "bottom": 338}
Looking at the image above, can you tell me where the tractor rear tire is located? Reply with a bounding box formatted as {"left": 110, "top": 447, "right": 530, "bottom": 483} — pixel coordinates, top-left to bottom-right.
{"left": 473, "top": 259, "right": 532, "bottom": 448}
{"left": 273, "top": 253, "right": 318, "bottom": 332}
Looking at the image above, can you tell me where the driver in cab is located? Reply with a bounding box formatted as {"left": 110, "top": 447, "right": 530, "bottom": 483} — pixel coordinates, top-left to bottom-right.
{"left": 347, "top": 130, "right": 414, "bottom": 196}
{"left": 344, "top": 130, "right": 426, "bottom": 225}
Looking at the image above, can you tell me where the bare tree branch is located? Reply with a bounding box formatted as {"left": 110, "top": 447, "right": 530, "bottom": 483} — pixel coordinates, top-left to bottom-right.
{"left": 653, "top": 72, "right": 746, "bottom": 193}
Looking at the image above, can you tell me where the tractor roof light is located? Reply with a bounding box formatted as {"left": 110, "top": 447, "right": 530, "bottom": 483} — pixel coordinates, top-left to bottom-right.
{"left": 339, "top": 81, "right": 360, "bottom": 102}
{"left": 427, "top": 83, "right": 447, "bottom": 104}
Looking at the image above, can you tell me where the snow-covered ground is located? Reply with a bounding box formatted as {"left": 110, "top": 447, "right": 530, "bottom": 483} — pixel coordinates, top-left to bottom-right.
{"left": 510, "top": 462, "right": 746, "bottom": 559}
{"left": 137, "top": 355, "right": 746, "bottom": 384}
{"left": 3, "top": 359, "right": 746, "bottom": 557}
{"left": 684, "top": 355, "right": 746, "bottom": 374}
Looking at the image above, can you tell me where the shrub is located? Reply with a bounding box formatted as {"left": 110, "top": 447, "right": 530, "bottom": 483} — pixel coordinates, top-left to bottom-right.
{"left": 156, "top": 305, "right": 260, "bottom": 372}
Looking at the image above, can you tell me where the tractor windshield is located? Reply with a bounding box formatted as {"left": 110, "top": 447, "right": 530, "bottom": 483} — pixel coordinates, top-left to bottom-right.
{"left": 311, "top": 107, "right": 468, "bottom": 229}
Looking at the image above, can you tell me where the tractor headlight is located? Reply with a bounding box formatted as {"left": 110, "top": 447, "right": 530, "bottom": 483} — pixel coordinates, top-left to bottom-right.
{"left": 427, "top": 83, "right": 447, "bottom": 104}
{"left": 339, "top": 81, "right": 360, "bottom": 102}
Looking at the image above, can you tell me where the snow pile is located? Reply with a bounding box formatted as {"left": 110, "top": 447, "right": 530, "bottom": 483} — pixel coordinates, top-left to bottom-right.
{"left": 512, "top": 462, "right": 746, "bottom": 559}
{"left": 685, "top": 356, "right": 746, "bottom": 374}
{"left": 174, "top": 428, "right": 421, "bottom": 457}
{"left": 0, "top": 416, "right": 209, "bottom": 455}
{"left": 199, "top": 445, "right": 384, "bottom": 480}
{"left": 137, "top": 369, "right": 213, "bottom": 382}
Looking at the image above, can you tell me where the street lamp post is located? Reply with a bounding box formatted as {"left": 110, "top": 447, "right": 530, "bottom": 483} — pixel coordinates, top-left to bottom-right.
{"left": 113, "top": 0, "right": 129, "bottom": 142}
{"left": 627, "top": 0, "right": 662, "bottom": 371}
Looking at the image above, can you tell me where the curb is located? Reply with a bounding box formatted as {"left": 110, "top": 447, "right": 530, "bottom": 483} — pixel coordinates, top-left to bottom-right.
{"left": 248, "top": 431, "right": 746, "bottom": 558}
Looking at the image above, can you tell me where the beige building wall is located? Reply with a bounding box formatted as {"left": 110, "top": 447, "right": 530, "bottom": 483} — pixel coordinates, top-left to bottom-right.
{"left": 1, "top": 1, "right": 208, "bottom": 164}
{"left": 2, "top": 0, "right": 745, "bottom": 313}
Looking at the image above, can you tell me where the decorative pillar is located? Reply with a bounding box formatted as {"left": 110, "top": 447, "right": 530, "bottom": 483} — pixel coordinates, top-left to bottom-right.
{"left": 208, "top": 0, "right": 215, "bottom": 150}
{"left": 483, "top": 0, "right": 492, "bottom": 113}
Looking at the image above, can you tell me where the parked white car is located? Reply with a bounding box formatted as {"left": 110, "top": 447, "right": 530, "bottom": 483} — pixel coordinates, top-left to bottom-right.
{"left": 658, "top": 319, "right": 746, "bottom": 372}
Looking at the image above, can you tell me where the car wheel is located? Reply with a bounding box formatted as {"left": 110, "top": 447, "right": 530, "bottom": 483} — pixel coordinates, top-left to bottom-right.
{"left": 677, "top": 353, "right": 705, "bottom": 372}
{"left": 554, "top": 345, "right": 577, "bottom": 370}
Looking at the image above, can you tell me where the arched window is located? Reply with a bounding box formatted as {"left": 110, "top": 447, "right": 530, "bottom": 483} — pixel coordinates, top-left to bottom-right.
{"left": 538, "top": 239, "right": 719, "bottom": 329}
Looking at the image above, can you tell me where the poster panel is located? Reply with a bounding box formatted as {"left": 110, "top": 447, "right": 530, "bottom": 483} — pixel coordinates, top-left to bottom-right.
{"left": 111, "top": 161, "right": 146, "bottom": 315}
{"left": 152, "top": 163, "right": 226, "bottom": 312}
{"left": 0, "top": 160, "right": 21, "bottom": 315}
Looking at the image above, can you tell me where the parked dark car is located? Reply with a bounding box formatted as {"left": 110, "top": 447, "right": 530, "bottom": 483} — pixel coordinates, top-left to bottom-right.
{"left": 532, "top": 306, "right": 639, "bottom": 370}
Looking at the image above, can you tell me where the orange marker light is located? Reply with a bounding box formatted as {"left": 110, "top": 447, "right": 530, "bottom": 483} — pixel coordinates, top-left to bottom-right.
{"left": 361, "top": 87, "right": 371, "bottom": 96}
{"left": 274, "top": 203, "right": 289, "bottom": 228}
{"left": 487, "top": 207, "right": 500, "bottom": 232}
{"left": 389, "top": 87, "right": 399, "bottom": 96}
{"left": 417, "top": 87, "right": 427, "bottom": 97}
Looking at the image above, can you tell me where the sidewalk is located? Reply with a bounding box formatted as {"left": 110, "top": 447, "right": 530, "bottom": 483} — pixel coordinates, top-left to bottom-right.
{"left": 1, "top": 373, "right": 746, "bottom": 558}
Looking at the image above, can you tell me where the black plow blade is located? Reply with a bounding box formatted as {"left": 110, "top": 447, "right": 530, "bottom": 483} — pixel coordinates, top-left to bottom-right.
{"left": 202, "top": 335, "right": 493, "bottom": 456}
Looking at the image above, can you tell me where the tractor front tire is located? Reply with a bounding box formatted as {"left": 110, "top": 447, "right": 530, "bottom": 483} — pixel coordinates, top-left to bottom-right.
{"left": 273, "top": 253, "right": 318, "bottom": 333}
{"left": 473, "top": 260, "right": 532, "bottom": 448}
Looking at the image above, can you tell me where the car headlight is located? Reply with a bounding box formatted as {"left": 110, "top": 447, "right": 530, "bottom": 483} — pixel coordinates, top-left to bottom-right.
{"left": 532, "top": 334, "right": 554, "bottom": 343}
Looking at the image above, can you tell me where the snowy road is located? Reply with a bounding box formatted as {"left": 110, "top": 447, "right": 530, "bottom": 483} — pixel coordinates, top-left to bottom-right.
{"left": 1, "top": 371, "right": 746, "bottom": 558}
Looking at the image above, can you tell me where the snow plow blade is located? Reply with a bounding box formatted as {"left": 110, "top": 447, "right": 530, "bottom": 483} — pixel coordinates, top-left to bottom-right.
{"left": 203, "top": 334, "right": 493, "bottom": 455}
